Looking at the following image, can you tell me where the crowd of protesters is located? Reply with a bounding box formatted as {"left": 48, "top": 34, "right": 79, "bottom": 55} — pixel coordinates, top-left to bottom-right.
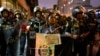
{"left": 0, "top": 5, "right": 100, "bottom": 56}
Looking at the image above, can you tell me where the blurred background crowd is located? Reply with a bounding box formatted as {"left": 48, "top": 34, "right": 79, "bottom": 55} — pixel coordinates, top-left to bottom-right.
{"left": 0, "top": 0, "right": 100, "bottom": 56}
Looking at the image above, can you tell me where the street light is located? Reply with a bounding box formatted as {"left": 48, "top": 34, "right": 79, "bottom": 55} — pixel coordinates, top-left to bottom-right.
{"left": 68, "top": 2, "right": 71, "bottom": 4}
{"left": 68, "top": 0, "right": 73, "bottom": 5}
{"left": 63, "top": 4, "right": 66, "bottom": 14}
{"left": 82, "top": 0, "right": 86, "bottom": 2}
{"left": 63, "top": 4, "right": 66, "bottom": 7}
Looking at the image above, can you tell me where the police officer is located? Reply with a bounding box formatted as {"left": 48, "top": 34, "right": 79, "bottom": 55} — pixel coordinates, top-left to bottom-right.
{"left": 71, "top": 6, "right": 90, "bottom": 56}
{"left": 0, "top": 9, "right": 7, "bottom": 56}
{"left": 0, "top": 8, "right": 17, "bottom": 56}
{"left": 15, "top": 11, "right": 27, "bottom": 56}
{"left": 7, "top": 10, "right": 19, "bottom": 56}
{"left": 0, "top": 8, "right": 11, "bottom": 56}
{"left": 27, "top": 6, "right": 45, "bottom": 56}
{"left": 87, "top": 10, "right": 100, "bottom": 56}
{"left": 87, "top": 10, "right": 98, "bottom": 42}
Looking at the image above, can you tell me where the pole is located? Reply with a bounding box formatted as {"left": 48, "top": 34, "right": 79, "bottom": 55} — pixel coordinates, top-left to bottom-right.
{"left": 63, "top": 6, "right": 64, "bottom": 14}
{"left": 63, "top": 4, "right": 66, "bottom": 14}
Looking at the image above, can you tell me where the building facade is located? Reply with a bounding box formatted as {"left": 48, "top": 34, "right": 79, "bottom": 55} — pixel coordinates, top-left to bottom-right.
{"left": 58, "top": 0, "right": 93, "bottom": 16}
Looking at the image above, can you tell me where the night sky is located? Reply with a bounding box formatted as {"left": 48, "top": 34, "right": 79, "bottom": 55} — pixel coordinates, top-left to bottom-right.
{"left": 38, "top": 0, "right": 57, "bottom": 8}
{"left": 91, "top": 0, "right": 100, "bottom": 7}
{"left": 38, "top": 0, "right": 100, "bottom": 8}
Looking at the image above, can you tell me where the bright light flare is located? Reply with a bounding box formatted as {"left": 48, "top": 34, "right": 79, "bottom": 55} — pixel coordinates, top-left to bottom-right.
{"left": 0, "top": 7, "right": 4, "bottom": 11}
{"left": 26, "top": 25, "right": 30, "bottom": 30}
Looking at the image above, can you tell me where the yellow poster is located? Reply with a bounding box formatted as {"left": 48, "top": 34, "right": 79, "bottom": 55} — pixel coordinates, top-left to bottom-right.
{"left": 45, "top": 34, "right": 61, "bottom": 45}
{"left": 35, "top": 33, "right": 61, "bottom": 56}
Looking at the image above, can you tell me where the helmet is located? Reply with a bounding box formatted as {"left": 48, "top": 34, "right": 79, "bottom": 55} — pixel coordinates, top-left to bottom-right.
{"left": 72, "top": 6, "right": 86, "bottom": 18}
{"left": 88, "top": 10, "right": 96, "bottom": 14}
{"left": 33, "top": 6, "right": 42, "bottom": 13}
{"left": 1, "top": 8, "right": 9, "bottom": 15}
{"left": 14, "top": 9, "right": 21, "bottom": 14}
{"left": 88, "top": 9, "right": 96, "bottom": 18}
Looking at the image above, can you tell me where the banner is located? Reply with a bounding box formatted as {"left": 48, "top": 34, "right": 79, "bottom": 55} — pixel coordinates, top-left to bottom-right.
{"left": 35, "top": 33, "right": 61, "bottom": 56}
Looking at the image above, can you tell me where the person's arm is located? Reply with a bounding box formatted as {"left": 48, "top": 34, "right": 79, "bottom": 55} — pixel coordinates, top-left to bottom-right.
{"left": 17, "top": 0, "right": 30, "bottom": 11}
{"left": 17, "top": 0, "right": 33, "bottom": 19}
